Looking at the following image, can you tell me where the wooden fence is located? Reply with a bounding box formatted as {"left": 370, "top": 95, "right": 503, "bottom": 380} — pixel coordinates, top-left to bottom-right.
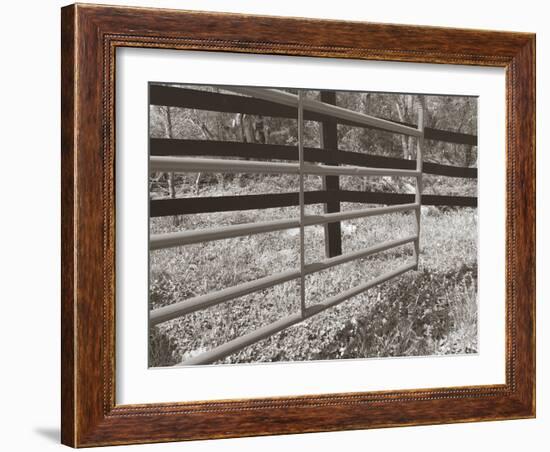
{"left": 148, "top": 85, "right": 477, "bottom": 365}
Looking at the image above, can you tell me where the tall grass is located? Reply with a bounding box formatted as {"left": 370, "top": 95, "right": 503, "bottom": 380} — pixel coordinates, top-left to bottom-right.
{"left": 149, "top": 176, "right": 477, "bottom": 366}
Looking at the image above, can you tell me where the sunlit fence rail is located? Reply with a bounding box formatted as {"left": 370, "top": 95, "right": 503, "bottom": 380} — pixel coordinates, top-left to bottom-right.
{"left": 148, "top": 85, "right": 478, "bottom": 365}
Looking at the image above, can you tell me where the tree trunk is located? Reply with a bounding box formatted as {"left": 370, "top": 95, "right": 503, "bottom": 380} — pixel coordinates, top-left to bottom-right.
{"left": 195, "top": 121, "right": 216, "bottom": 194}
{"left": 394, "top": 97, "right": 414, "bottom": 160}
{"left": 164, "top": 106, "right": 179, "bottom": 226}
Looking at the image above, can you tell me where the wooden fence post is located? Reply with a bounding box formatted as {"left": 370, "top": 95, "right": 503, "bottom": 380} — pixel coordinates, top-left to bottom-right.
{"left": 320, "top": 91, "right": 342, "bottom": 257}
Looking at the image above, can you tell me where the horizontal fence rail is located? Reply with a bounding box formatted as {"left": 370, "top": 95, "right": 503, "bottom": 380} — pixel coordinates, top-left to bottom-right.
{"left": 149, "top": 84, "right": 477, "bottom": 365}
{"left": 150, "top": 156, "right": 421, "bottom": 178}
{"left": 150, "top": 138, "right": 477, "bottom": 178}
{"left": 150, "top": 85, "right": 477, "bottom": 146}
{"left": 150, "top": 156, "right": 300, "bottom": 174}
{"left": 150, "top": 191, "right": 476, "bottom": 217}
{"left": 303, "top": 203, "right": 418, "bottom": 225}
{"left": 226, "top": 87, "right": 422, "bottom": 137}
{"left": 180, "top": 261, "right": 417, "bottom": 365}
{"left": 150, "top": 191, "right": 328, "bottom": 216}
{"left": 150, "top": 268, "right": 302, "bottom": 325}
{"left": 338, "top": 191, "right": 477, "bottom": 207}
{"left": 150, "top": 217, "right": 299, "bottom": 250}
{"left": 303, "top": 234, "right": 416, "bottom": 274}
{"left": 150, "top": 234, "right": 417, "bottom": 326}
{"left": 150, "top": 204, "right": 418, "bottom": 250}
{"left": 302, "top": 163, "right": 420, "bottom": 178}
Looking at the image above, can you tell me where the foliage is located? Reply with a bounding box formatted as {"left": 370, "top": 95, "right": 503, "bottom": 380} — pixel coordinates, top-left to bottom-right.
{"left": 149, "top": 326, "right": 179, "bottom": 367}
{"left": 149, "top": 85, "right": 478, "bottom": 199}
{"left": 317, "top": 266, "right": 477, "bottom": 359}
{"left": 148, "top": 84, "right": 479, "bottom": 366}
{"left": 149, "top": 199, "right": 477, "bottom": 365}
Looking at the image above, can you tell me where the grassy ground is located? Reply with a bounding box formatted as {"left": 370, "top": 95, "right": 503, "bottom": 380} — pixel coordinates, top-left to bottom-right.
{"left": 149, "top": 175, "right": 477, "bottom": 367}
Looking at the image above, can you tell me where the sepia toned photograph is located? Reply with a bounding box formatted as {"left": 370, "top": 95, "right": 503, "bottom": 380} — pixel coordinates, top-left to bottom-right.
{"left": 58, "top": 4, "right": 535, "bottom": 445}
{"left": 148, "top": 83, "right": 478, "bottom": 367}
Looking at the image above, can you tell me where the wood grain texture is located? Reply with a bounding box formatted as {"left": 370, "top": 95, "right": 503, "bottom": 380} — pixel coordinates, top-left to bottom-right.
{"left": 60, "top": 3, "right": 535, "bottom": 447}
{"left": 60, "top": 5, "right": 76, "bottom": 446}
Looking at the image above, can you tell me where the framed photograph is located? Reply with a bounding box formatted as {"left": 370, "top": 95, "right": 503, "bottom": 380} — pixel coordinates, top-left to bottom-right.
{"left": 61, "top": 3, "right": 535, "bottom": 447}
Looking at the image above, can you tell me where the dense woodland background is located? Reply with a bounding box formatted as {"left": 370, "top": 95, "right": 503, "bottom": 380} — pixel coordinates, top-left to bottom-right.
{"left": 149, "top": 87, "right": 477, "bottom": 200}
{"left": 148, "top": 86, "right": 478, "bottom": 366}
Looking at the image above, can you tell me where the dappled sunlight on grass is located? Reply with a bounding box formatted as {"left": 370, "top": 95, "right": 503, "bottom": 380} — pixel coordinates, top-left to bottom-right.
{"left": 150, "top": 206, "right": 477, "bottom": 365}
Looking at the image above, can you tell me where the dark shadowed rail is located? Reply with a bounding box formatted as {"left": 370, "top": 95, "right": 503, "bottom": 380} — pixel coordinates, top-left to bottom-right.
{"left": 150, "top": 85, "right": 477, "bottom": 146}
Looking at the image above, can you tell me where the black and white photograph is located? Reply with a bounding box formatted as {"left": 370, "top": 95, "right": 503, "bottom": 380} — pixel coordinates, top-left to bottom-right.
{"left": 148, "top": 83, "right": 478, "bottom": 367}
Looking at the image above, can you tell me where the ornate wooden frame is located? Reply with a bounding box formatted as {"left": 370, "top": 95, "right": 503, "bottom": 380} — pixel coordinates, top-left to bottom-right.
{"left": 61, "top": 3, "right": 535, "bottom": 447}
